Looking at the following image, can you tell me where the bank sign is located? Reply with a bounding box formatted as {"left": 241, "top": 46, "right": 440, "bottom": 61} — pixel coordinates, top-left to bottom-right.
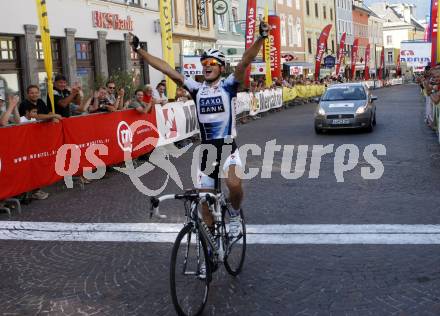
{"left": 182, "top": 56, "right": 203, "bottom": 76}
{"left": 92, "top": 11, "right": 134, "bottom": 31}
{"left": 400, "top": 42, "right": 431, "bottom": 68}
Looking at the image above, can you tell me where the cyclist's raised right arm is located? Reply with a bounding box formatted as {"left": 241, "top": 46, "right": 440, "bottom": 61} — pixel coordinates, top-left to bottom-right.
{"left": 136, "top": 48, "right": 185, "bottom": 87}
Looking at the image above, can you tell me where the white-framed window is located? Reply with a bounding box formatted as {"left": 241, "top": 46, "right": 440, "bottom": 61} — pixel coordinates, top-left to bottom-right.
{"left": 296, "top": 17, "right": 302, "bottom": 47}
{"left": 231, "top": 7, "right": 238, "bottom": 33}
{"left": 296, "top": 0, "right": 300, "bottom": 10}
{"left": 386, "top": 35, "right": 392, "bottom": 45}
{"left": 287, "top": 0, "right": 292, "bottom": 7}
{"left": 217, "top": 14, "right": 227, "bottom": 31}
{"left": 387, "top": 51, "right": 393, "bottom": 63}
{"left": 288, "top": 15, "right": 294, "bottom": 46}
{"left": 278, "top": 0, "right": 283, "bottom": 4}
{"left": 200, "top": 0, "right": 208, "bottom": 28}
{"left": 280, "top": 14, "right": 287, "bottom": 47}
{"left": 185, "top": 0, "right": 194, "bottom": 26}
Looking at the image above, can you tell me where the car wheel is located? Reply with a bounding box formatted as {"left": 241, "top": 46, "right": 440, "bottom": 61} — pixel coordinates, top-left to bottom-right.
{"left": 365, "top": 118, "right": 374, "bottom": 133}
{"left": 315, "top": 126, "right": 323, "bottom": 134}
{"left": 373, "top": 112, "right": 377, "bottom": 126}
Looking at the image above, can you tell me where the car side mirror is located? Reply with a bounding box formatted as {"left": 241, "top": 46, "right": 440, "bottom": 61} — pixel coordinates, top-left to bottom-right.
{"left": 313, "top": 97, "right": 321, "bottom": 103}
{"left": 371, "top": 96, "right": 378, "bottom": 102}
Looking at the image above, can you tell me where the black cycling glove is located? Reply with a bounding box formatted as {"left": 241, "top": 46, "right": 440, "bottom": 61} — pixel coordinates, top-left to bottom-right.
{"left": 259, "top": 22, "right": 270, "bottom": 39}
{"left": 130, "top": 34, "right": 141, "bottom": 52}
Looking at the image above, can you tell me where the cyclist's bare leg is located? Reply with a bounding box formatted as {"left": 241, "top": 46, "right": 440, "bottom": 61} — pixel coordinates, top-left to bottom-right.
{"left": 225, "top": 165, "right": 243, "bottom": 210}
{"left": 200, "top": 189, "right": 215, "bottom": 227}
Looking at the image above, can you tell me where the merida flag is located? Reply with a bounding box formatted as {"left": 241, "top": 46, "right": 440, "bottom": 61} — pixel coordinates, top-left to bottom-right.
{"left": 35, "top": 0, "right": 54, "bottom": 112}
{"left": 350, "top": 38, "right": 359, "bottom": 80}
{"left": 159, "top": 0, "right": 176, "bottom": 99}
{"left": 430, "top": 0, "right": 438, "bottom": 66}
{"left": 244, "top": 0, "right": 257, "bottom": 87}
{"left": 314, "top": 24, "right": 332, "bottom": 81}
{"left": 335, "top": 32, "right": 346, "bottom": 77}
{"left": 378, "top": 47, "right": 384, "bottom": 80}
{"left": 364, "top": 44, "right": 370, "bottom": 80}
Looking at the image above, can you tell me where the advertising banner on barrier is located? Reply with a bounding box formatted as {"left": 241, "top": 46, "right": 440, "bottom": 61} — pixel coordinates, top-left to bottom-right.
{"left": 235, "top": 92, "right": 251, "bottom": 115}
{"left": 155, "top": 101, "right": 199, "bottom": 146}
{"left": 0, "top": 122, "right": 64, "bottom": 200}
{"left": 182, "top": 56, "right": 203, "bottom": 76}
{"left": 61, "top": 110, "right": 158, "bottom": 171}
{"left": 248, "top": 88, "right": 283, "bottom": 115}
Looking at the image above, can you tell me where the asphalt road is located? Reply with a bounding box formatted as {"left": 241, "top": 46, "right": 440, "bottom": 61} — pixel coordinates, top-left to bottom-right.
{"left": 2, "top": 84, "right": 440, "bottom": 315}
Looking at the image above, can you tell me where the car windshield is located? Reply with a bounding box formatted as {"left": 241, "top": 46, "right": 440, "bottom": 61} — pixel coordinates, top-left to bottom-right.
{"left": 321, "top": 86, "right": 367, "bottom": 101}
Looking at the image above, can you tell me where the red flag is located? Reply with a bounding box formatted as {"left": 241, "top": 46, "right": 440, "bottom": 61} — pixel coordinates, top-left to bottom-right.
{"left": 335, "top": 32, "right": 346, "bottom": 76}
{"left": 430, "top": 0, "right": 438, "bottom": 66}
{"left": 268, "top": 15, "right": 281, "bottom": 79}
{"left": 244, "top": 0, "right": 257, "bottom": 87}
{"left": 351, "top": 38, "right": 359, "bottom": 80}
{"left": 314, "top": 24, "right": 332, "bottom": 81}
{"left": 364, "top": 44, "right": 370, "bottom": 80}
{"left": 378, "top": 47, "right": 384, "bottom": 80}
{"left": 396, "top": 53, "right": 401, "bottom": 76}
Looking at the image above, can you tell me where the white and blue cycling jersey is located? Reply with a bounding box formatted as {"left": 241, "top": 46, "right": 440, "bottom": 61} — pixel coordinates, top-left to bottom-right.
{"left": 183, "top": 74, "right": 240, "bottom": 142}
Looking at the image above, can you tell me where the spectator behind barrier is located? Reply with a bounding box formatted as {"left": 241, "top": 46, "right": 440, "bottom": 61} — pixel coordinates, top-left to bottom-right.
{"left": 106, "top": 80, "right": 125, "bottom": 110}
{"left": 88, "top": 87, "right": 118, "bottom": 113}
{"left": 47, "top": 74, "right": 83, "bottom": 118}
{"left": 0, "top": 94, "right": 20, "bottom": 126}
{"left": 176, "top": 87, "right": 189, "bottom": 102}
{"left": 143, "top": 84, "right": 153, "bottom": 104}
{"left": 19, "top": 103, "right": 38, "bottom": 123}
{"left": 19, "top": 85, "right": 62, "bottom": 123}
{"left": 153, "top": 82, "right": 168, "bottom": 106}
{"left": 127, "top": 89, "right": 152, "bottom": 114}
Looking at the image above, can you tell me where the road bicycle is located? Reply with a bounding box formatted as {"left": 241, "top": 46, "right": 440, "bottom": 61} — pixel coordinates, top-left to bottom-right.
{"left": 150, "top": 180, "right": 246, "bottom": 316}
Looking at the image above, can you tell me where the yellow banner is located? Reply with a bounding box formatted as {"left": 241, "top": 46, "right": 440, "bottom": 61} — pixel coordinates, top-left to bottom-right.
{"left": 282, "top": 85, "right": 326, "bottom": 102}
{"left": 159, "top": 0, "right": 176, "bottom": 99}
{"left": 35, "top": 0, "right": 54, "bottom": 113}
{"left": 263, "top": 5, "right": 272, "bottom": 87}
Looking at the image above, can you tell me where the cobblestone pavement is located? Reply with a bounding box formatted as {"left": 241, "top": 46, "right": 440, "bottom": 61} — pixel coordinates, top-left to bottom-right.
{"left": 2, "top": 84, "right": 440, "bottom": 315}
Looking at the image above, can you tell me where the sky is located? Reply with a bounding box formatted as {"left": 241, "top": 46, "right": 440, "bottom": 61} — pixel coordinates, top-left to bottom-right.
{"left": 364, "top": 0, "right": 430, "bottom": 21}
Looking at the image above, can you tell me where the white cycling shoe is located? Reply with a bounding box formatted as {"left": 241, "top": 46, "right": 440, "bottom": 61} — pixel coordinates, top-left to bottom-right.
{"left": 228, "top": 215, "right": 242, "bottom": 238}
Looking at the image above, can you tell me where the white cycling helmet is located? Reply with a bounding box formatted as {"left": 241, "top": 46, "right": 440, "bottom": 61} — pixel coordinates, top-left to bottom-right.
{"left": 200, "top": 49, "right": 226, "bottom": 66}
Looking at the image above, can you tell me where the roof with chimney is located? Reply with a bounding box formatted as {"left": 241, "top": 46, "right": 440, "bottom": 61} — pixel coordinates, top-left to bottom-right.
{"left": 368, "top": 2, "right": 425, "bottom": 31}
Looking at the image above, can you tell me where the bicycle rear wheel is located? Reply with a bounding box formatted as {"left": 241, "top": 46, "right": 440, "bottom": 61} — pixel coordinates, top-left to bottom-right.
{"left": 224, "top": 208, "right": 246, "bottom": 276}
{"left": 170, "top": 223, "right": 210, "bottom": 316}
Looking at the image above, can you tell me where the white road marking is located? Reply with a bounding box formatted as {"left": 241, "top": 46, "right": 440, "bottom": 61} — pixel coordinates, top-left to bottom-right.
{"left": 2, "top": 222, "right": 440, "bottom": 244}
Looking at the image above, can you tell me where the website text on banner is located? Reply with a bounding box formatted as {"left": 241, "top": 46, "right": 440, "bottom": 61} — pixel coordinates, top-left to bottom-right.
{"left": 0, "top": 110, "right": 158, "bottom": 201}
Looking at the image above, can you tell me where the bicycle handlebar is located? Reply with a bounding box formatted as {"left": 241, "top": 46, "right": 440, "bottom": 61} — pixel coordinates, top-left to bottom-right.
{"left": 149, "top": 191, "right": 217, "bottom": 219}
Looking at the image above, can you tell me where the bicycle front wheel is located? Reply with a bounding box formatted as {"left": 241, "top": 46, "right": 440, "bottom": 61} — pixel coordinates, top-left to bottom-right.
{"left": 224, "top": 208, "right": 246, "bottom": 276}
{"left": 170, "top": 223, "right": 210, "bottom": 316}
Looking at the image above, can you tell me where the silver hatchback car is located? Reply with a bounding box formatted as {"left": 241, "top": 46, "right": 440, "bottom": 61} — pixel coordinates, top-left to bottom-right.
{"left": 314, "top": 83, "right": 377, "bottom": 133}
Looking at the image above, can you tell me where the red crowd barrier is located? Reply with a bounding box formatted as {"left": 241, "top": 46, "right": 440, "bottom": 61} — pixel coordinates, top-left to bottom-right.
{"left": 0, "top": 109, "right": 158, "bottom": 200}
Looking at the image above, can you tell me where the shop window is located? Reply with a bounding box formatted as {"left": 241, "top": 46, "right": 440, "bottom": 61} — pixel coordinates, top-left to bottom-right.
{"left": 0, "top": 37, "right": 21, "bottom": 96}
{"left": 315, "top": 3, "right": 319, "bottom": 18}
{"left": 199, "top": 0, "right": 209, "bottom": 28}
{"left": 306, "top": 0, "right": 310, "bottom": 15}
{"left": 131, "top": 42, "right": 147, "bottom": 87}
{"left": 75, "top": 40, "right": 95, "bottom": 92}
{"left": 185, "top": 0, "right": 194, "bottom": 26}
{"left": 288, "top": 15, "right": 294, "bottom": 47}
{"left": 217, "top": 13, "right": 227, "bottom": 31}
{"left": 231, "top": 7, "right": 238, "bottom": 33}
{"left": 36, "top": 39, "right": 62, "bottom": 102}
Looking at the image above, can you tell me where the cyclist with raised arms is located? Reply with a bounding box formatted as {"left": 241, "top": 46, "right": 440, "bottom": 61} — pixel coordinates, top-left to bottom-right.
{"left": 129, "top": 22, "right": 270, "bottom": 237}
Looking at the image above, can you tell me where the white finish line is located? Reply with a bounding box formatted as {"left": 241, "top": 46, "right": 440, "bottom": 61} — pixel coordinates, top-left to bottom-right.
{"left": 2, "top": 222, "right": 440, "bottom": 244}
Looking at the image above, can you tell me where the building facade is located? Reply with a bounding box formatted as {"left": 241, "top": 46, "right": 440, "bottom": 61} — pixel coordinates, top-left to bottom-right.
{"left": 368, "top": 9, "right": 384, "bottom": 76}
{"left": 171, "top": 0, "right": 217, "bottom": 71}
{"left": 0, "top": 0, "right": 163, "bottom": 98}
{"left": 369, "top": 2, "right": 425, "bottom": 73}
{"left": 302, "top": 0, "right": 337, "bottom": 77}
{"left": 352, "top": 0, "right": 371, "bottom": 78}
{"left": 335, "top": 0, "right": 354, "bottom": 74}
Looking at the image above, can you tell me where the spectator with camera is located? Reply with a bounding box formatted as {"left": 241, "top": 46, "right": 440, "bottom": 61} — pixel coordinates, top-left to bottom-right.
{"left": 88, "top": 87, "right": 118, "bottom": 113}
{"left": 0, "top": 94, "right": 20, "bottom": 126}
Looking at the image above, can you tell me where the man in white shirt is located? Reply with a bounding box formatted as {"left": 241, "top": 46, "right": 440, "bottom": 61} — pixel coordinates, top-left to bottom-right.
{"left": 152, "top": 82, "right": 168, "bottom": 105}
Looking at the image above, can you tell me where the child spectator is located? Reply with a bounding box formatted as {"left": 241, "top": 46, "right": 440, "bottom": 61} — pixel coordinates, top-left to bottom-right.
{"left": 19, "top": 103, "right": 38, "bottom": 123}
{"left": 19, "top": 85, "right": 62, "bottom": 122}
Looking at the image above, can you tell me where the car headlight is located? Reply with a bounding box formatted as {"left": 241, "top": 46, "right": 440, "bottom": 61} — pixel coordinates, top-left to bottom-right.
{"left": 356, "top": 106, "right": 367, "bottom": 114}
{"left": 318, "top": 107, "right": 326, "bottom": 115}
